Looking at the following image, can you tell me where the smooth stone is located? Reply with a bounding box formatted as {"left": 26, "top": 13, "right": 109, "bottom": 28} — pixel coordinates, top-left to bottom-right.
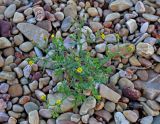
{"left": 110, "top": 72, "right": 120, "bottom": 85}
{"left": 4, "top": 4, "right": 16, "bottom": 18}
{"left": 19, "top": 42, "right": 33, "bottom": 52}
{"left": 14, "top": 67, "right": 23, "bottom": 79}
{"left": 29, "top": 110, "right": 39, "bottom": 124}
{"left": 136, "top": 70, "right": 148, "bottom": 81}
{"left": 0, "top": 83, "right": 9, "bottom": 93}
{"left": 12, "top": 104, "right": 24, "bottom": 113}
{"left": 63, "top": 3, "right": 77, "bottom": 19}
{"left": 0, "top": 20, "right": 11, "bottom": 37}
{"left": 0, "top": 112, "right": 9, "bottom": 122}
{"left": 114, "top": 112, "right": 129, "bottom": 124}
{"left": 8, "top": 117, "right": 17, "bottom": 124}
{"left": 140, "top": 116, "right": 153, "bottom": 124}
{"left": 109, "top": 0, "right": 133, "bottom": 11}
{"left": 135, "top": 1, "right": 145, "bottom": 13}
{"left": 33, "top": 6, "right": 45, "bottom": 21}
{"left": 152, "top": 54, "right": 160, "bottom": 63}
{"left": 56, "top": 112, "right": 73, "bottom": 123}
{"left": 105, "top": 13, "right": 120, "bottom": 22}
{"left": 14, "top": 34, "right": 24, "bottom": 45}
{"left": 39, "top": 109, "right": 52, "bottom": 119}
{"left": 140, "top": 22, "right": 149, "bottom": 33}
{"left": 71, "top": 114, "right": 80, "bottom": 123}
{"left": 23, "top": 65, "right": 32, "bottom": 78}
{"left": 142, "top": 14, "right": 159, "bottom": 22}
{"left": 8, "top": 84, "right": 23, "bottom": 97}
{"left": 54, "top": 12, "right": 65, "bottom": 21}
{"left": 87, "top": 7, "right": 98, "bottom": 17}
{"left": 0, "top": 37, "right": 11, "bottom": 49}
{"left": 89, "top": 117, "right": 102, "bottom": 124}
{"left": 95, "top": 110, "right": 112, "bottom": 122}
{"left": 0, "top": 99, "right": 7, "bottom": 111}
{"left": 24, "top": 102, "right": 39, "bottom": 114}
{"left": 36, "top": 20, "right": 52, "bottom": 32}
{"left": 105, "top": 34, "right": 117, "bottom": 43}
{"left": 118, "top": 78, "right": 134, "bottom": 89}
{"left": 126, "top": 19, "right": 138, "bottom": 34}
{"left": 82, "top": 114, "right": 89, "bottom": 123}
{"left": 144, "top": 37, "right": 157, "bottom": 45}
{"left": 147, "top": 100, "right": 160, "bottom": 111}
{"left": 95, "top": 43, "right": 106, "bottom": 53}
{"left": 17, "top": 23, "right": 50, "bottom": 50}
{"left": 123, "top": 110, "right": 139, "bottom": 123}
{"left": 80, "top": 96, "right": 96, "bottom": 115}
{"left": 129, "top": 56, "right": 141, "bottom": 66}
{"left": 35, "top": 90, "right": 46, "bottom": 101}
{"left": 13, "top": 12, "right": 25, "bottom": 23}
{"left": 34, "top": 47, "right": 43, "bottom": 57}
{"left": 61, "top": 16, "right": 73, "bottom": 32}
{"left": 104, "top": 101, "right": 116, "bottom": 113}
{"left": 29, "top": 80, "right": 38, "bottom": 92}
{"left": 99, "top": 84, "right": 121, "bottom": 103}
{"left": 136, "top": 43, "right": 154, "bottom": 58}
{"left": 89, "top": 22, "right": 103, "bottom": 32}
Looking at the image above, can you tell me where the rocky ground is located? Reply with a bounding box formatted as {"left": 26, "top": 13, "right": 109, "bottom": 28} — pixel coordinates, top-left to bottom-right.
{"left": 0, "top": 0, "right": 160, "bottom": 124}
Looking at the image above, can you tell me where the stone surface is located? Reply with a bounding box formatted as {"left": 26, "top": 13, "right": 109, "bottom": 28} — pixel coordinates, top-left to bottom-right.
{"left": 8, "top": 84, "right": 23, "bottom": 97}
{"left": 123, "top": 110, "right": 139, "bottom": 123}
{"left": 61, "top": 16, "right": 73, "bottom": 32}
{"left": 13, "top": 12, "right": 25, "bottom": 23}
{"left": 105, "top": 13, "right": 120, "bottom": 22}
{"left": 0, "top": 37, "right": 11, "bottom": 49}
{"left": 140, "top": 116, "right": 153, "bottom": 124}
{"left": 19, "top": 42, "right": 33, "bottom": 52}
{"left": 114, "top": 112, "right": 129, "bottom": 124}
{"left": 24, "top": 102, "right": 39, "bottom": 114}
{"left": 0, "top": 112, "right": 9, "bottom": 122}
{"left": 29, "top": 110, "right": 39, "bottom": 124}
{"left": 99, "top": 84, "right": 121, "bottom": 103}
{"left": 135, "top": 1, "right": 145, "bottom": 13}
{"left": 39, "top": 109, "right": 52, "bottom": 118}
{"left": 126, "top": 19, "right": 138, "bottom": 34}
{"left": 17, "top": 23, "right": 50, "bottom": 50}
{"left": 95, "top": 110, "right": 112, "bottom": 122}
{"left": 0, "top": 20, "right": 11, "bottom": 37}
{"left": 4, "top": 4, "right": 16, "bottom": 18}
{"left": 33, "top": 6, "right": 45, "bottom": 21}
{"left": 118, "top": 78, "right": 134, "bottom": 89}
{"left": 63, "top": 3, "right": 77, "bottom": 18}
{"left": 87, "top": 7, "right": 98, "bottom": 17}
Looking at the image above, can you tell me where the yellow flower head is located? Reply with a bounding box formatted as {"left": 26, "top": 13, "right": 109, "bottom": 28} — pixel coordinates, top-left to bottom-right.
{"left": 56, "top": 99, "right": 62, "bottom": 105}
{"left": 75, "top": 57, "right": 79, "bottom": 61}
{"left": 40, "top": 95, "right": 46, "bottom": 101}
{"left": 76, "top": 67, "right": 83, "bottom": 73}
{"left": 28, "top": 60, "right": 34, "bottom": 66}
{"left": 101, "top": 33, "right": 105, "bottom": 40}
{"left": 51, "top": 34, "right": 55, "bottom": 38}
{"left": 127, "top": 44, "right": 135, "bottom": 52}
{"left": 95, "top": 95, "right": 101, "bottom": 100}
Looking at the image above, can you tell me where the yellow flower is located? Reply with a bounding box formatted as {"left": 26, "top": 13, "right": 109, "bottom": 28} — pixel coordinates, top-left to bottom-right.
{"left": 127, "top": 44, "right": 135, "bottom": 52}
{"left": 101, "top": 33, "right": 105, "bottom": 40}
{"left": 56, "top": 99, "right": 62, "bottom": 105}
{"left": 51, "top": 34, "right": 55, "bottom": 38}
{"left": 95, "top": 95, "right": 101, "bottom": 100}
{"left": 40, "top": 95, "right": 46, "bottom": 101}
{"left": 28, "top": 60, "right": 34, "bottom": 66}
{"left": 43, "top": 36, "right": 47, "bottom": 41}
{"left": 76, "top": 67, "right": 83, "bottom": 73}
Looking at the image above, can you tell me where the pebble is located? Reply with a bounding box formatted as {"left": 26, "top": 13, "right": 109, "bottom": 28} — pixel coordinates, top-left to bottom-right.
{"left": 0, "top": 83, "right": 9, "bottom": 93}
{"left": 8, "top": 84, "right": 23, "bottom": 97}
{"left": 140, "top": 22, "right": 149, "bottom": 33}
{"left": 82, "top": 114, "right": 89, "bottom": 123}
{"left": 135, "top": 1, "right": 145, "bottom": 13}
{"left": 129, "top": 56, "right": 141, "bottom": 66}
{"left": 123, "top": 87, "right": 141, "bottom": 100}
{"left": 0, "top": 112, "right": 9, "bottom": 122}
{"left": 29, "top": 81, "right": 38, "bottom": 92}
{"left": 147, "top": 100, "right": 160, "bottom": 111}
{"left": 80, "top": 96, "right": 96, "bottom": 115}
{"left": 136, "top": 43, "right": 154, "bottom": 58}
{"left": 64, "top": 3, "right": 77, "bottom": 19}
{"left": 114, "top": 112, "right": 129, "bottom": 124}
{"left": 99, "top": 84, "right": 121, "bottom": 103}
{"left": 23, "top": 65, "right": 32, "bottom": 78}
{"left": 12, "top": 104, "right": 24, "bottom": 113}
{"left": 8, "top": 117, "right": 17, "bottom": 124}
{"left": 110, "top": 72, "right": 120, "bottom": 85}
{"left": 109, "top": 0, "right": 133, "bottom": 11}
{"left": 61, "top": 16, "right": 73, "bottom": 32}
{"left": 33, "top": 6, "right": 45, "bottom": 21}
{"left": 71, "top": 114, "right": 80, "bottom": 123}
{"left": 105, "top": 34, "right": 117, "bottom": 43}
{"left": 4, "top": 4, "right": 16, "bottom": 18}
{"left": 89, "top": 22, "right": 103, "bottom": 32}
{"left": 140, "top": 116, "right": 153, "bottom": 124}
{"left": 0, "top": 37, "right": 11, "bottom": 49}
{"left": 95, "top": 43, "right": 106, "bottom": 53}
{"left": 0, "top": 99, "right": 7, "bottom": 111}
{"left": 136, "top": 70, "right": 148, "bottom": 81}
{"left": 87, "top": 7, "right": 98, "bottom": 17}
{"left": 118, "top": 78, "right": 134, "bottom": 89}
{"left": 13, "top": 12, "right": 25, "bottom": 23}
{"left": 123, "top": 110, "right": 139, "bottom": 123}
{"left": 19, "top": 42, "right": 33, "bottom": 52}
{"left": 24, "top": 102, "right": 39, "bottom": 114}
{"left": 14, "top": 34, "right": 24, "bottom": 45}
{"left": 29, "top": 110, "right": 39, "bottom": 124}
{"left": 0, "top": 20, "right": 11, "bottom": 37}
{"left": 39, "top": 109, "right": 52, "bottom": 119}
{"left": 126, "top": 19, "right": 138, "bottom": 34}
{"left": 104, "top": 101, "right": 116, "bottom": 112}
{"left": 95, "top": 110, "right": 112, "bottom": 122}
{"left": 105, "top": 13, "right": 120, "bottom": 22}
{"left": 54, "top": 12, "right": 64, "bottom": 21}
{"left": 142, "top": 14, "right": 159, "bottom": 22}
{"left": 89, "top": 117, "right": 102, "bottom": 124}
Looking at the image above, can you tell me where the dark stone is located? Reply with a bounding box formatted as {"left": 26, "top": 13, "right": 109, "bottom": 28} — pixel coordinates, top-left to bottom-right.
{"left": 0, "top": 20, "right": 11, "bottom": 37}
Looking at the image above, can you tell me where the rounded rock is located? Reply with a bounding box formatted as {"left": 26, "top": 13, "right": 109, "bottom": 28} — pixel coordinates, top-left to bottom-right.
{"left": 19, "top": 42, "right": 33, "bottom": 52}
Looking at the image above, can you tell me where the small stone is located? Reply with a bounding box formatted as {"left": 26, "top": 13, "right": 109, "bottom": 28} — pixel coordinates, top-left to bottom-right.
{"left": 56, "top": 112, "right": 73, "bottom": 123}
{"left": 39, "top": 77, "right": 50, "bottom": 89}
{"left": 99, "top": 84, "right": 121, "bottom": 103}
{"left": 140, "top": 116, "right": 153, "bottom": 124}
{"left": 123, "top": 110, "right": 139, "bottom": 123}
{"left": 8, "top": 117, "right": 17, "bottom": 124}
{"left": 82, "top": 114, "right": 89, "bottom": 123}
{"left": 71, "top": 114, "right": 80, "bottom": 123}
{"left": 19, "top": 96, "right": 30, "bottom": 105}
{"left": 138, "top": 57, "right": 152, "bottom": 67}
{"left": 126, "top": 19, "right": 137, "bottom": 34}
{"left": 13, "top": 12, "right": 25, "bottom": 23}
{"left": 4, "top": 4, "right": 16, "bottom": 18}
{"left": 0, "top": 112, "right": 9, "bottom": 122}
{"left": 29, "top": 81, "right": 38, "bottom": 92}
{"left": 0, "top": 83, "right": 9, "bottom": 93}
{"left": 136, "top": 70, "right": 148, "bottom": 81}
{"left": 152, "top": 115, "right": 160, "bottom": 124}
{"left": 14, "top": 34, "right": 24, "bottom": 46}
{"left": 118, "top": 78, "right": 134, "bottom": 89}
{"left": 35, "top": 90, "right": 46, "bottom": 101}
{"left": 80, "top": 96, "right": 96, "bottom": 115}
{"left": 24, "top": 102, "right": 39, "bottom": 114}
{"left": 87, "top": 7, "right": 98, "bottom": 17}
{"left": 104, "top": 101, "right": 116, "bottom": 113}
{"left": 147, "top": 100, "right": 160, "bottom": 111}
{"left": 8, "top": 111, "right": 21, "bottom": 119}
{"left": 110, "top": 72, "right": 120, "bottom": 85}
{"left": 43, "top": 0, "right": 53, "bottom": 5}
{"left": 95, "top": 43, "right": 106, "bottom": 53}
{"left": 140, "top": 22, "right": 149, "bottom": 33}
{"left": 54, "top": 12, "right": 64, "bottom": 21}
{"left": 23, "top": 65, "right": 32, "bottom": 78}
{"left": 114, "top": 112, "right": 129, "bottom": 124}
{"left": 141, "top": 102, "right": 159, "bottom": 116}
{"left": 152, "top": 54, "right": 160, "bottom": 63}
{"left": 0, "top": 99, "right": 7, "bottom": 111}
{"left": 8, "top": 84, "right": 23, "bottom": 97}
{"left": 105, "top": 13, "right": 120, "bottom": 22}
{"left": 0, "top": 37, "right": 11, "bottom": 49}
{"left": 14, "top": 67, "right": 23, "bottom": 79}
{"left": 29, "top": 110, "right": 39, "bottom": 124}
{"left": 109, "top": 0, "right": 133, "bottom": 11}
{"left": 64, "top": 3, "right": 77, "bottom": 19}
{"left": 136, "top": 43, "right": 154, "bottom": 58}
{"left": 61, "top": 16, "right": 73, "bottom": 32}
{"left": 154, "top": 63, "right": 160, "bottom": 73}
{"left": 12, "top": 104, "right": 24, "bottom": 113}
{"left": 142, "top": 14, "right": 159, "bottom": 22}
{"left": 0, "top": 20, "right": 11, "bottom": 37}
{"left": 129, "top": 56, "right": 141, "bottom": 66}
{"left": 19, "top": 42, "right": 33, "bottom": 52}
{"left": 122, "top": 87, "right": 141, "bottom": 100}
{"left": 105, "top": 34, "right": 117, "bottom": 43}
{"left": 135, "top": 1, "right": 145, "bottom": 13}
{"left": 89, "top": 117, "right": 102, "bottom": 124}
{"left": 89, "top": 22, "right": 103, "bottom": 32}
{"left": 95, "top": 110, "right": 112, "bottom": 122}
{"left": 33, "top": 6, "right": 45, "bottom": 21}
{"left": 36, "top": 20, "right": 52, "bottom": 32}
{"left": 39, "top": 109, "right": 52, "bottom": 119}
{"left": 24, "top": 7, "right": 33, "bottom": 16}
